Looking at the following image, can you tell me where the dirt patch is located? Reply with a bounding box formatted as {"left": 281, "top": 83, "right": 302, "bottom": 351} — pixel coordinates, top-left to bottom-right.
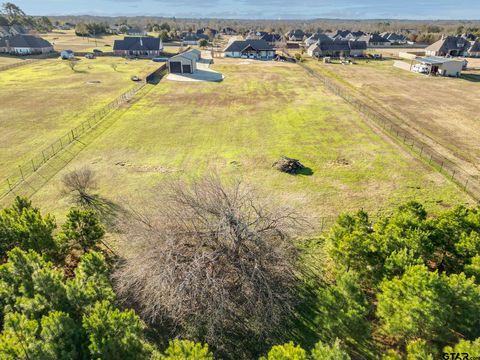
{"left": 115, "top": 161, "right": 179, "bottom": 173}
{"left": 329, "top": 157, "right": 351, "bottom": 166}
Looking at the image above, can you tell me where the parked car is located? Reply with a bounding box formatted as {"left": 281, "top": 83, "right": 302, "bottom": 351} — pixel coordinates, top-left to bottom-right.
{"left": 85, "top": 53, "right": 96, "bottom": 59}
{"left": 412, "top": 64, "right": 429, "bottom": 74}
{"left": 152, "top": 57, "right": 168, "bottom": 62}
{"left": 60, "top": 50, "right": 74, "bottom": 60}
{"left": 93, "top": 49, "right": 103, "bottom": 54}
{"left": 131, "top": 75, "right": 141, "bottom": 82}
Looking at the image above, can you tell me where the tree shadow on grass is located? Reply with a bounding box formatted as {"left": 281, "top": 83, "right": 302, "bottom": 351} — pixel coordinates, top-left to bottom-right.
{"left": 75, "top": 194, "right": 127, "bottom": 227}
{"left": 297, "top": 167, "right": 314, "bottom": 176}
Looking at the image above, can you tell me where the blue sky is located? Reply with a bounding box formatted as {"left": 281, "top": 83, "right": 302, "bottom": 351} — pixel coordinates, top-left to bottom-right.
{"left": 13, "top": 0, "right": 480, "bottom": 19}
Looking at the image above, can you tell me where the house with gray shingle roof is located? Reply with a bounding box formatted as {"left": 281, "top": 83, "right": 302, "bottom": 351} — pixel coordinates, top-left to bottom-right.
{"left": 305, "top": 33, "right": 332, "bottom": 46}
{"left": 224, "top": 39, "right": 275, "bottom": 60}
{"left": 0, "top": 34, "right": 53, "bottom": 55}
{"left": 307, "top": 38, "right": 367, "bottom": 58}
{"left": 425, "top": 35, "right": 470, "bottom": 57}
{"left": 357, "top": 33, "right": 390, "bottom": 47}
{"left": 286, "top": 29, "right": 305, "bottom": 41}
{"left": 467, "top": 40, "right": 480, "bottom": 57}
{"left": 113, "top": 36, "right": 163, "bottom": 58}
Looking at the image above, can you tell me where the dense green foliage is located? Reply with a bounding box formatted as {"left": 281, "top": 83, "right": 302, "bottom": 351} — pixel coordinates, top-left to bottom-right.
{"left": 323, "top": 202, "right": 480, "bottom": 356}
{"left": 1, "top": 196, "right": 480, "bottom": 359}
{"left": 0, "top": 248, "right": 153, "bottom": 359}
{"left": 260, "top": 340, "right": 351, "bottom": 360}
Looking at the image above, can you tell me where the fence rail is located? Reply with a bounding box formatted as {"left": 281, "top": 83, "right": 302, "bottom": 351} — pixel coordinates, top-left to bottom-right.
{"left": 0, "top": 64, "right": 166, "bottom": 202}
{"left": 294, "top": 58, "right": 480, "bottom": 201}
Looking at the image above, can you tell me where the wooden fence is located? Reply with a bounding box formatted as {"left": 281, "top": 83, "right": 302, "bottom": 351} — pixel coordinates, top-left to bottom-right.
{"left": 0, "top": 63, "right": 166, "bottom": 202}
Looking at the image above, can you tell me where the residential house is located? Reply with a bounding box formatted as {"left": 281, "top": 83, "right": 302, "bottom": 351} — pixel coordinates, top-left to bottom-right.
{"left": 223, "top": 39, "right": 275, "bottom": 59}
{"left": 307, "top": 38, "right": 367, "bottom": 58}
{"left": 381, "top": 32, "right": 408, "bottom": 45}
{"left": 126, "top": 27, "right": 147, "bottom": 36}
{"left": 168, "top": 49, "right": 201, "bottom": 74}
{"left": 259, "top": 33, "right": 282, "bottom": 45}
{"left": 286, "top": 29, "right": 305, "bottom": 41}
{"left": 425, "top": 35, "right": 470, "bottom": 57}
{"left": 113, "top": 37, "right": 163, "bottom": 58}
{"left": 0, "top": 34, "right": 53, "bottom": 55}
{"left": 358, "top": 33, "right": 391, "bottom": 47}
{"left": 197, "top": 27, "right": 218, "bottom": 38}
{"left": 246, "top": 31, "right": 270, "bottom": 40}
{"left": 305, "top": 33, "right": 332, "bottom": 46}
{"left": 468, "top": 40, "right": 480, "bottom": 57}
{"left": 0, "top": 26, "right": 10, "bottom": 37}
{"left": 182, "top": 33, "right": 208, "bottom": 45}
{"left": 0, "top": 25, "right": 27, "bottom": 37}
{"left": 221, "top": 27, "right": 236, "bottom": 35}
{"left": 462, "top": 33, "right": 477, "bottom": 41}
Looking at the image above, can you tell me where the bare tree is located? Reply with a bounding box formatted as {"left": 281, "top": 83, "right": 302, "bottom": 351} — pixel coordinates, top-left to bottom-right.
{"left": 113, "top": 176, "right": 301, "bottom": 358}
{"left": 66, "top": 59, "right": 77, "bottom": 71}
{"left": 62, "top": 167, "right": 97, "bottom": 206}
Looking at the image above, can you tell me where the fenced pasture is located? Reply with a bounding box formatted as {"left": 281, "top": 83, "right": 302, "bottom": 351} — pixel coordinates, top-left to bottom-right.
{"left": 42, "top": 30, "right": 124, "bottom": 52}
{"left": 23, "top": 58, "right": 471, "bottom": 224}
{"left": 0, "top": 57, "right": 160, "bottom": 187}
{"left": 302, "top": 58, "right": 480, "bottom": 200}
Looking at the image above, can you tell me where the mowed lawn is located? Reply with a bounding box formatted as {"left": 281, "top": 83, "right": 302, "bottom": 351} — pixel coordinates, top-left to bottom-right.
{"left": 304, "top": 58, "right": 480, "bottom": 177}
{"left": 0, "top": 57, "right": 160, "bottom": 181}
{"left": 32, "top": 58, "right": 471, "bottom": 224}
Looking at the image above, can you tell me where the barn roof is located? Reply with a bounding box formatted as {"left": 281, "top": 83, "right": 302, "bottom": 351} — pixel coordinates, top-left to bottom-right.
{"left": 0, "top": 34, "right": 52, "bottom": 48}
{"left": 113, "top": 37, "right": 161, "bottom": 51}
{"left": 417, "top": 56, "right": 463, "bottom": 65}
{"left": 170, "top": 49, "right": 201, "bottom": 61}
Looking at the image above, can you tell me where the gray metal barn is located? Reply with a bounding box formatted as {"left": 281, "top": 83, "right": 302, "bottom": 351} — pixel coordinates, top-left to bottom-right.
{"left": 168, "top": 49, "right": 201, "bottom": 74}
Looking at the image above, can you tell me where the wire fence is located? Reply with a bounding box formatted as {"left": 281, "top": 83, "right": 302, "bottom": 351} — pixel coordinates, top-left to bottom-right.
{"left": 0, "top": 64, "right": 166, "bottom": 202}
{"left": 294, "top": 58, "right": 480, "bottom": 201}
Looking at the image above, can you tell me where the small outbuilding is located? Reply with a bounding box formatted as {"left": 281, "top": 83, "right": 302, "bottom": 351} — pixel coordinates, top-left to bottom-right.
{"left": 168, "top": 49, "right": 201, "bottom": 74}
{"left": 415, "top": 56, "right": 464, "bottom": 77}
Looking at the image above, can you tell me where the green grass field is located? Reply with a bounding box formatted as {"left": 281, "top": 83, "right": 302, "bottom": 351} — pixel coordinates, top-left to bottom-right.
{"left": 0, "top": 57, "right": 160, "bottom": 182}
{"left": 21, "top": 58, "right": 471, "bottom": 225}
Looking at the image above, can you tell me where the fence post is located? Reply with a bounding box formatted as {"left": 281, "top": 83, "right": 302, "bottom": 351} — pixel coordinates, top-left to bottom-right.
{"left": 6, "top": 178, "right": 12, "bottom": 191}
{"left": 464, "top": 179, "right": 469, "bottom": 189}
{"left": 71, "top": 129, "right": 75, "bottom": 140}
{"left": 19, "top": 166, "right": 24, "bottom": 181}
{"left": 42, "top": 150, "right": 46, "bottom": 163}
{"left": 32, "top": 159, "right": 36, "bottom": 172}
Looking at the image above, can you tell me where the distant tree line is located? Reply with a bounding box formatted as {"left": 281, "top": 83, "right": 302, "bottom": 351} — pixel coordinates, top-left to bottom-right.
{"left": 0, "top": 2, "right": 53, "bottom": 32}
{"left": 74, "top": 22, "right": 109, "bottom": 36}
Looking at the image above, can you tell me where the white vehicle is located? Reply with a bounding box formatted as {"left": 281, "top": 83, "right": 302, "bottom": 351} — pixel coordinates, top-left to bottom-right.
{"left": 412, "top": 63, "right": 429, "bottom": 74}
{"left": 60, "top": 50, "right": 75, "bottom": 60}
